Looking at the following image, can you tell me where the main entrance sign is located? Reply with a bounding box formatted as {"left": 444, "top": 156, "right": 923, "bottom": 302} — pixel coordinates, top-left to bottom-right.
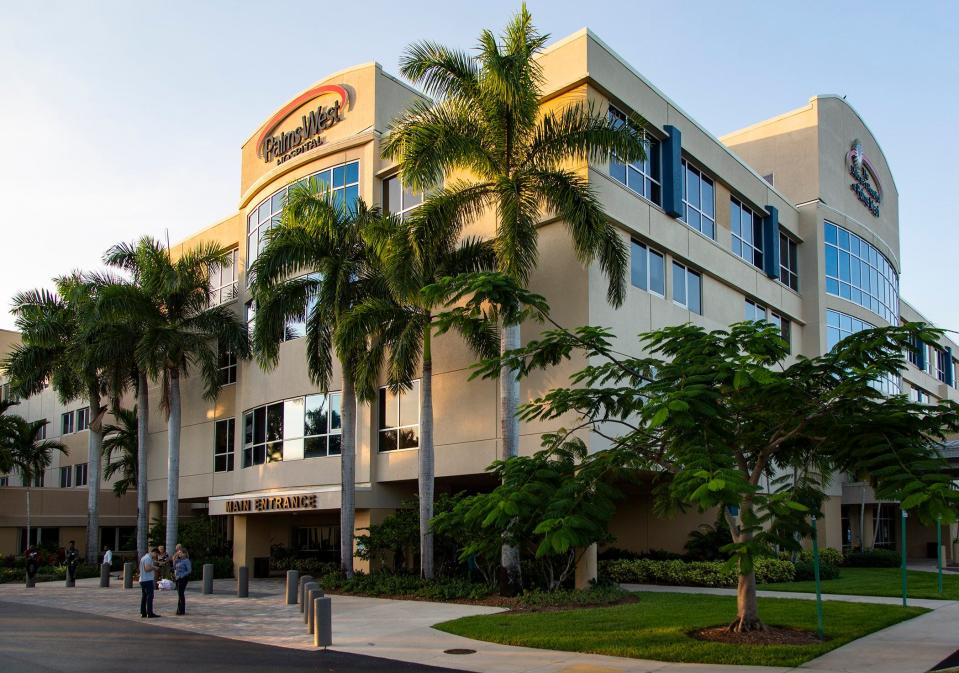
{"left": 256, "top": 84, "right": 349, "bottom": 165}
{"left": 224, "top": 494, "right": 318, "bottom": 513}
{"left": 846, "top": 139, "right": 882, "bottom": 217}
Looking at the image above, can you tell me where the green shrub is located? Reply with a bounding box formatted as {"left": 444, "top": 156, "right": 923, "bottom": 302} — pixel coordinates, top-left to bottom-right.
{"left": 600, "top": 557, "right": 795, "bottom": 587}
{"left": 799, "top": 547, "right": 844, "bottom": 567}
{"left": 516, "top": 584, "right": 631, "bottom": 609}
{"left": 845, "top": 548, "right": 900, "bottom": 567}
{"left": 188, "top": 556, "right": 234, "bottom": 580}
{"left": 794, "top": 559, "right": 841, "bottom": 581}
{"left": 287, "top": 558, "right": 339, "bottom": 577}
{"left": 316, "top": 571, "right": 491, "bottom": 601}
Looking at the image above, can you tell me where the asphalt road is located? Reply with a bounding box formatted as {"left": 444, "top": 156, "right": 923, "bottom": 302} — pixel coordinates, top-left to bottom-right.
{"left": 0, "top": 601, "right": 468, "bottom": 673}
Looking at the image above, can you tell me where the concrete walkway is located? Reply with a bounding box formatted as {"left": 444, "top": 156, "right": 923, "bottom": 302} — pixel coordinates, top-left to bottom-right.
{"left": 0, "top": 577, "right": 954, "bottom": 673}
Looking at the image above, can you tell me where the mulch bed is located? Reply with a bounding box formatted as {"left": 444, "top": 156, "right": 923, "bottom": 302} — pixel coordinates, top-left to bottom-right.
{"left": 690, "top": 625, "right": 826, "bottom": 646}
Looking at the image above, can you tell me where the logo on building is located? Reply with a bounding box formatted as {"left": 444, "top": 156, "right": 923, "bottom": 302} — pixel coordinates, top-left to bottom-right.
{"left": 256, "top": 84, "right": 349, "bottom": 165}
{"left": 846, "top": 139, "right": 881, "bottom": 217}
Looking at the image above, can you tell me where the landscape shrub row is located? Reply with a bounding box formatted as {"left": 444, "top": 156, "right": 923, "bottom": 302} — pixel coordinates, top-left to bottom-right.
{"left": 0, "top": 563, "right": 101, "bottom": 584}
{"left": 600, "top": 557, "right": 797, "bottom": 587}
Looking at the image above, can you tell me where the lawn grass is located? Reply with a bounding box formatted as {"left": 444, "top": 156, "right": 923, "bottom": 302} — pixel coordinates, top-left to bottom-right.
{"left": 770, "top": 567, "right": 959, "bottom": 600}
{"left": 434, "top": 591, "right": 927, "bottom": 667}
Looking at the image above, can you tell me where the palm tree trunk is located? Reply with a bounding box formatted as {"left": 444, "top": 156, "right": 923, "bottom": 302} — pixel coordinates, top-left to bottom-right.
{"left": 419, "top": 327, "right": 435, "bottom": 580}
{"left": 340, "top": 373, "right": 356, "bottom": 578}
{"left": 25, "top": 488, "right": 31, "bottom": 551}
{"left": 165, "top": 368, "right": 181, "bottom": 553}
{"left": 85, "top": 391, "right": 103, "bottom": 564}
{"left": 136, "top": 372, "right": 149, "bottom": 559}
{"left": 499, "top": 322, "right": 522, "bottom": 594}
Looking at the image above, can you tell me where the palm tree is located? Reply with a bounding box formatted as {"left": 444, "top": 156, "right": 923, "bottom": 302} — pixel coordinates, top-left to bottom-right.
{"left": 344, "top": 211, "right": 498, "bottom": 578}
{"left": 6, "top": 413, "right": 66, "bottom": 549}
{"left": 102, "top": 238, "right": 250, "bottom": 553}
{"left": 4, "top": 276, "right": 109, "bottom": 563}
{"left": 0, "top": 399, "right": 17, "bottom": 474}
{"left": 383, "top": 6, "right": 647, "bottom": 591}
{"left": 250, "top": 184, "right": 386, "bottom": 578}
{"left": 102, "top": 406, "right": 138, "bottom": 498}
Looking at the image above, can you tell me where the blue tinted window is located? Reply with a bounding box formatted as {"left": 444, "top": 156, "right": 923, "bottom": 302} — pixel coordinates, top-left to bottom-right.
{"left": 681, "top": 160, "right": 715, "bottom": 239}
{"left": 823, "top": 221, "right": 899, "bottom": 324}
{"left": 608, "top": 107, "right": 661, "bottom": 205}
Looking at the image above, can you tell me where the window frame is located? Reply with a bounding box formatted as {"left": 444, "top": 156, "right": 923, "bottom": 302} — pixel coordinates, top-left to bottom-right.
{"left": 779, "top": 232, "right": 799, "bottom": 291}
{"left": 671, "top": 262, "right": 702, "bottom": 315}
{"left": 730, "top": 197, "right": 764, "bottom": 269}
{"left": 680, "top": 159, "right": 715, "bottom": 239}
{"left": 608, "top": 106, "right": 662, "bottom": 206}
{"left": 378, "top": 381, "right": 421, "bottom": 453}
{"left": 214, "top": 418, "right": 236, "bottom": 473}
{"left": 76, "top": 407, "right": 89, "bottom": 432}
{"left": 241, "top": 392, "right": 342, "bottom": 468}
{"left": 382, "top": 174, "right": 424, "bottom": 219}
{"left": 61, "top": 411, "right": 74, "bottom": 435}
{"left": 209, "top": 247, "right": 239, "bottom": 306}
{"left": 218, "top": 343, "right": 237, "bottom": 387}
{"left": 59, "top": 466, "right": 72, "bottom": 488}
{"left": 630, "top": 240, "right": 666, "bottom": 297}
{"left": 824, "top": 221, "right": 899, "bottom": 325}
{"left": 74, "top": 463, "right": 87, "bottom": 487}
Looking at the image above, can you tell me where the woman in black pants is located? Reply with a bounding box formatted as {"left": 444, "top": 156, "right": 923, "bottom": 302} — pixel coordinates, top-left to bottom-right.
{"left": 173, "top": 548, "right": 193, "bottom": 616}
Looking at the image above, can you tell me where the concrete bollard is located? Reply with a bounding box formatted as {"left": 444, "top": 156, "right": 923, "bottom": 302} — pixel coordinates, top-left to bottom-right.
{"left": 65, "top": 570, "right": 75, "bottom": 588}
{"left": 303, "top": 582, "right": 319, "bottom": 624}
{"left": 99, "top": 562, "right": 111, "bottom": 587}
{"left": 313, "top": 596, "right": 332, "bottom": 647}
{"left": 306, "top": 587, "right": 323, "bottom": 634}
{"left": 285, "top": 570, "right": 299, "bottom": 605}
{"left": 25, "top": 575, "right": 35, "bottom": 588}
{"left": 202, "top": 564, "right": 214, "bottom": 595}
{"left": 123, "top": 562, "right": 134, "bottom": 589}
{"left": 237, "top": 566, "right": 249, "bottom": 598}
{"left": 298, "top": 575, "right": 313, "bottom": 613}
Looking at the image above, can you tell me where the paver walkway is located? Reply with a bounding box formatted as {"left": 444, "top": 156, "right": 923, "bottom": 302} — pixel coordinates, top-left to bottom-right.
{"left": 0, "top": 577, "right": 954, "bottom": 673}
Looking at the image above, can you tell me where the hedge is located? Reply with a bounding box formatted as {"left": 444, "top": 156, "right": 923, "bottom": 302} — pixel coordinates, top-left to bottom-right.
{"left": 845, "top": 548, "right": 900, "bottom": 567}
{"left": 600, "top": 557, "right": 796, "bottom": 587}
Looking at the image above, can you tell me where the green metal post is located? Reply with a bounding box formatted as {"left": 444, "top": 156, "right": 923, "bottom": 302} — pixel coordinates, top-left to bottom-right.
{"left": 900, "top": 509, "right": 908, "bottom": 608}
{"left": 937, "top": 515, "right": 943, "bottom": 595}
{"left": 811, "top": 515, "right": 825, "bottom": 640}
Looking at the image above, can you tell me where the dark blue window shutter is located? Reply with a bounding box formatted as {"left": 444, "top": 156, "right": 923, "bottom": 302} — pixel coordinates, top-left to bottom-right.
{"left": 762, "top": 206, "right": 780, "bottom": 279}
{"left": 946, "top": 346, "right": 954, "bottom": 386}
{"left": 662, "top": 125, "right": 683, "bottom": 218}
{"left": 916, "top": 337, "right": 927, "bottom": 371}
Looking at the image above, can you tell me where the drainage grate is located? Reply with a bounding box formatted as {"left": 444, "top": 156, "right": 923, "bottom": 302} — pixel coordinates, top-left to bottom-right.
{"left": 443, "top": 648, "right": 477, "bottom": 655}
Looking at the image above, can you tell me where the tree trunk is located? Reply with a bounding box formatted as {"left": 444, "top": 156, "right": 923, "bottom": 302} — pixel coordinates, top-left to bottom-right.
{"left": 499, "top": 322, "right": 522, "bottom": 594}
{"left": 136, "top": 372, "right": 149, "bottom": 559}
{"left": 419, "top": 328, "right": 435, "bottom": 580}
{"left": 165, "top": 368, "right": 181, "bottom": 553}
{"left": 85, "top": 391, "right": 103, "bottom": 564}
{"left": 25, "top": 488, "right": 31, "bottom": 551}
{"left": 340, "top": 373, "right": 356, "bottom": 578}
{"left": 730, "top": 567, "right": 764, "bottom": 632}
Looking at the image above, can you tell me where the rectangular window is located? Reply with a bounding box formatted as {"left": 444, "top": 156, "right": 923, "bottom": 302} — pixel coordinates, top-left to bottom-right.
{"left": 34, "top": 421, "right": 46, "bottom": 441}
{"left": 210, "top": 247, "right": 238, "bottom": 306}
{"left": 608, "top": 107, "right": 661, "bottom": 205}
{"left": 770, "top": 312, "right": 791, "bottom": 350}
{"left": 630, "top": 240, "right": 665, "bottom": 296}
{"left": 824, "top": 221, "right": 899, "bottom": 325}
{"left": 672, "top": 262, "right": 702, "bottom": 315}
{"left": 382, "top": 175, "right": 423, "bottom": 219}
{"left": 730, "top": 197, "right": 764, "bottom": 269}
{"left": 378, "top": 381, "right": 420, "bottom": 452}
{"left": 59, "top": 466, "right": 72, "bottom": 488}
{"left": 61, "top": 412, "right": 74, "bottom": 435}
{"left": 936, "top": 348, "right": 949, "bottom": 383}
{"left": 911, "top": 387, "right": 931, "bottom": 404}
{"left": 681, "top": 159, "right": 715, "bottom": 238}
{"left": 0, "top": 382, "right": 17, "bottom": 404}
{"left": 907, "top": 335, "right": 924, "bottom": 369}
{"left": 214, "top": 418, "right": 235, "bottom": 472}
{"left": 281, "top": 273, "right": 321, "bottom": 342}
{"left": 218, "top": 343, "right": 237, "bottom": 386}
{"left": 0, "top": 476, "right": 8, "bottom": 487}
{"left": 74, "top": 463, "right": 87, "bottom": 487}
{"left": 247, "top": 160, "right": 360, "bottom": 273}
{"left": 779, "top": 233, "right": 799, "bottom": 291}
{"left": 826, "top": 309, "right": 900, "bottom": 395}
{"left": 76, "top": 407, "right": 89, "bottom": 432}
{"left": 31, "top": 472, "right": 45, "bottom": 488}
{"left": 744, "top": 299, "right": 767, "bottom": 322}
{"left": 242, "top": 392, "right": 342, "bottom": 467}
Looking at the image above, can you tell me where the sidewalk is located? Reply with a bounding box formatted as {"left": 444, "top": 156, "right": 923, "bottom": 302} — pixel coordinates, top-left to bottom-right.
{"left": 0, "top": 577, "right": 954, "bottom": 673}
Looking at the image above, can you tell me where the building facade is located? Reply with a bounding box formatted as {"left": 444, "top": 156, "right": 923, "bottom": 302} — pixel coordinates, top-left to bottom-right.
{"left": 1, "top": 29, "right": 956, "bottom": 569}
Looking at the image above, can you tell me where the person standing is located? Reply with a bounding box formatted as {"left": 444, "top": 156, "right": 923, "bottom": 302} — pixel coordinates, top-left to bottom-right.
{"left": 155, "top": 545, "right": 170, "bottom": 588}
{"left": 173, "top": 547, "right": 192, "bottom": 616}
{"left": 139, "top": 547, "right": 160, "bottom": 618}
{"left": 65, "top": 541, "right": 80, "bottom": 584}
{"left": 102, "top": 545, "right": 112, "bottom": 569}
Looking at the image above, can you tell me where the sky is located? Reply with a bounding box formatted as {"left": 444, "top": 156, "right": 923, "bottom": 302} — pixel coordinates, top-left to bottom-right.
{"left": 0, "top": 1, "right": 956, "bottom": 332}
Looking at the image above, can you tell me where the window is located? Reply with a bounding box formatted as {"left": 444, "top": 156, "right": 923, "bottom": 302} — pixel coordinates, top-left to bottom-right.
{"left": 935, "top": 348, "right": 950, "bottom": 384}
{"left": 826, "top": 309, "right": 900, "bottom": 395}
{"left": 214, "top": 418, "right": 235, "bottom": 472}
{"left": 911, "top": 387, "right": 931, "bottom": 404}
{"left": 608, "top": 107, "right": 661, "bottom": 205}
{"left": 241, "top": 392, "right": 342, "bottom": 467}
{"left": 382, "top": 175, "right": 423, "bottom": 218}
{"left": 630, "top": 240, "right": 665, "bottom": 296}
{"left": 0, "top": 382, "right": 17, "bottom": 404}
{"left": 779, "top": 233, "right": 799, "bottom": 291}
{"left": 0, "top": 476, "right": 7, "bottom": 487}
{"left": 59, "top": 466, "right": 72, "bottom": 488}
{"left": 907, "top": 335, "right": 927, "bottom": 370}
{"left": 730, "top": 197, "right": 764, "bottom": 269}
{"left": 245, "top": 300, "right": 256, "bottom": 334}
{"left": 61, "top": 412, "right": 74, "bottom": 435}
{"left": 770, "top": 312, "right": 791, "bottom": 350}
{"left": 247, "top": 160, "right": 360, "bottom": 272}
{"left": 29, "top": 471, "right": 45, "bottom": 487}
{"left": 210, "top": 247, "right": 238, "bottom": 306}
{"left": 681, "top": 160, "right": 715, "bottom": 238}
{"left": 281, "top": 273, "right": 321, "bottom": 341}
{"left": 74, "top": 463, "right": 87, "bottom": 487}
{"left": 671, "top": 262, "right": 702, "bottom": 314}
{"left": 824, "top": 221, "right": 899, "bottom": 324}
{"left": 76, "top": 407, "right": 89, "bottom": 432}
{"left": 744, "top": 299, "right": 767, "bottom": 322}
{"left": 218, "top": 343, "right": 237, "bottom": 386}
{"left": 378, "top": 381, "right": 420, "bottom": 452}
{"left": 34, "top": 421, "right": 46, "bottom": 441}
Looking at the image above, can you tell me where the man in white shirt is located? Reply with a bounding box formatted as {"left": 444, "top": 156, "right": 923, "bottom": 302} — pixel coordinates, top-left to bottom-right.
{"left": 102, "top": 545, "right": 112, "bottom": 568}
{"left": 139, "top": 548, "right": 160, "bottom": 618}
